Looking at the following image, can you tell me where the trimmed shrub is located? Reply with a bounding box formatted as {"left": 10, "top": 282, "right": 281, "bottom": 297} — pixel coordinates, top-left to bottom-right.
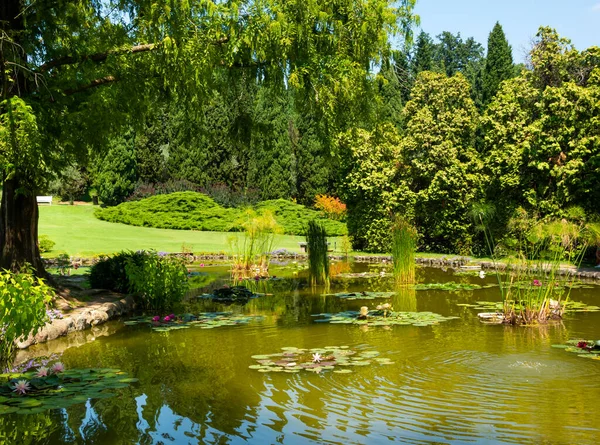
{"left": 38, "top": 235, "right": 55, "bottom": 253}
{"left": 95, "top": 192, "right": 347, "bottom": 236}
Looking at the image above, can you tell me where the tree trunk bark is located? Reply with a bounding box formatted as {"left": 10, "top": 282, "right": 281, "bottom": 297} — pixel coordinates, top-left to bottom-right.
{"left": 0, "top": 175, "right": 46, "bottom": 276}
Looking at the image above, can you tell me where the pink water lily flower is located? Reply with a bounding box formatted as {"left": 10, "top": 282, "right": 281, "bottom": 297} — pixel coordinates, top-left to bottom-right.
{"left": 51, "top": 362, "right": 65, "bottom": 374}
{"left": 152, "top": 316, "right": 160, "bottom": 322}
{"left": 163, "top": 316, "right": 171, "bottom": 322}
{"left": 533, "top": 280, "right": 541, "bottom": 287}
{"left": 169, "top": 314, "right": 175, "bottom": 319}
{"left": 36, "top": 366, "right": 50, "bottom": 377}
{"left": 12, "top": 380, "right": 31, "bottom": 395}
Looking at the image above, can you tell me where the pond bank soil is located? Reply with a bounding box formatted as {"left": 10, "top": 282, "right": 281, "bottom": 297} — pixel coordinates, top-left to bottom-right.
{"left": 16, "top": 284, "right": 135, "bottom": 351}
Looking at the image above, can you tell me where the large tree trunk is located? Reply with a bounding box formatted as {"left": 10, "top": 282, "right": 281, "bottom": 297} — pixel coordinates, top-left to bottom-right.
{"left": 0, "top": 175, "right": 46, "bottom": 276}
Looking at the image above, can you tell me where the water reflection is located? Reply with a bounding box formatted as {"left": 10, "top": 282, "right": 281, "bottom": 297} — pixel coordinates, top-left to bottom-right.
{"left": 3, "top": 265, "right": 600, "bottom": 444}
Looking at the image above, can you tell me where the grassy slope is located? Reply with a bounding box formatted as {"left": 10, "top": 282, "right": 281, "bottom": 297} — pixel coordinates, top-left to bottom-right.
{"left": 38, "top": 204, "right": 306, "bottom": 257}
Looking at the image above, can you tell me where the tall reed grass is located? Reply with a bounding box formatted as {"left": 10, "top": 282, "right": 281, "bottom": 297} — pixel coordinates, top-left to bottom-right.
{"left": 472, "top": 205, "right": 598, "bottom": 325}
{"left": 229, "top": 209, "right": 280, "bottom": 278}
{"left": 391, "top": 216, "right": 417, "bottom": 284}
{"left": 306, "top": 220, "right": 330, "bottom": 286}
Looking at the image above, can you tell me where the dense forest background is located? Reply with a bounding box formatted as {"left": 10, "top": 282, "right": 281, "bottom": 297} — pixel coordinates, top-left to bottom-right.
{"left": 51, "top": 24, "right": 600, "bottom": 255}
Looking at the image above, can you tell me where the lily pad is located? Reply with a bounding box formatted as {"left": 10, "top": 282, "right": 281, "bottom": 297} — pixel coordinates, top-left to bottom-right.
{"left": 0, "top": 366, "right": 138, "bottom": 414}
{"left": 125, "top": 312, "right": 264, "bottom": 332}
{"left": 553, "top": 339, "right": 600, "bottom": 361}
{"left": 322, "top": 291, "right": 396, "bottom": 300}
{"left": 412, "top": 282, "right": 497, "bottom": 292}
{"left": 249, "top": 346, "right": 392, "bottom": 375}
{"left": 312, "top": 310, "right": 458, "bottom": 327}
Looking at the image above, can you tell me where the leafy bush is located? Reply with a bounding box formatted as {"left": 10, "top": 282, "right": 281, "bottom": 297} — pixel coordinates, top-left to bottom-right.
{"left": 95, "top": 192, "right": 347, "bottom": 236}
{"left": 0, "top": 267, "right": 54, "bottom": 367}
{"left": 89, "top": 251, "right": 145, "bottom": 293}
{"left": 255, "top": 199, "right": 347, "bottom": 236}
{"left": 314, "top": 195, "right": 347, "bottom": 221}
{"left": 125, "top": 251, "right": 189, "bottom": 311}
{"left": 38, "top": 235, "right": 55, "bottom": 253}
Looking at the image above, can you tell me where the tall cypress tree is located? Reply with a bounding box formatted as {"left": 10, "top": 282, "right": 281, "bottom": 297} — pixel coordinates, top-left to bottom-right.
{"left": 483, "top": 22, "right": 514, "bottom": 105}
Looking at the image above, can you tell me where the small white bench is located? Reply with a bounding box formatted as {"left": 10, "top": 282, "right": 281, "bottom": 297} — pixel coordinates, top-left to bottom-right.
{"left": 36, "top": 196, "right": 53, "bottom": 205}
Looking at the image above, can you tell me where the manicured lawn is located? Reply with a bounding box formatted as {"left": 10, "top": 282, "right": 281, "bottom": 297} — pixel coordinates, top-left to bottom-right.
{"left": 38, "top": 204, "right": 307, "bottom": 257}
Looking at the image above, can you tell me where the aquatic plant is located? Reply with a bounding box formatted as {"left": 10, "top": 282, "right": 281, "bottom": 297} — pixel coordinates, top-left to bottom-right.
{"left": 306, "top": 220, "right": 330, "bottom": 286}
{"left": 125, "top": 250, "right": 189, "bottom": 311}
{"left": 11, "top": 380, "right": 30, "bottom": 396}
{"left": 312, "top": 310, "right": 457, "bottom": 327}
{"left": 412, "top": 282, "right": 496, "bottom": 292}
{"left": 249, "top": 346, "right": 393, "bottom": 374}
{"left": 230, "top": 209, "right": 280, "bottom": 278}
{"left": 124, "top": 312, "right": 264, "bottom": 332}
{"left": 551, "top": 339, "right": 600, "bottom": 361}
{"left": 471, "top": 205, "right": 596, "bottom": 325}
{"left": 0, "top": 366, "right": 138, "bottom": 414}
{"left": 322, "top": 291, "right": 396, "bottom": 300}
{"left": 391, "top": 216, "right": 417, "bottom": 284}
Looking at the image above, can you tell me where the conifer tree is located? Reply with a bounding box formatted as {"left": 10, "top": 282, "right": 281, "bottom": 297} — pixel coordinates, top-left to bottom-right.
{"left": 483, "top": 22, "right": 514, "bottom": 105}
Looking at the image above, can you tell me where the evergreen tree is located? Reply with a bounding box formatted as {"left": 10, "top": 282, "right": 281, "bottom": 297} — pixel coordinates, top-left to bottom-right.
{"left": 247, "top": 88, "right": 295, "bottom": 200}
{"left": 94, "top": 134, "right": 138, "bottom": 206}
{"left": 135, "top": 108, "right": 170, "bottom": 184}
{"left": 411, "top": 31, "right": 436, "bottom": 76}
{"left": 482, "top": 22, "right": 514, "bottom": 105}
{"left": 377, "top": 57, "right": 405, "bottom": 129}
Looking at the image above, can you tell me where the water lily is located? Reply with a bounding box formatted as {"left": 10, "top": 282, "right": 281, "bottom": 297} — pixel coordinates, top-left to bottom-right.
{"left": 163, "top": 316, "right": 171, "bottom": 322}
{"left": 12, "top": 380, "right": 31, "bottom": 395}
{"left": 312, "top": 353, "right": 322, "bottom": 363}
{"left": 479, "top": 270, "right": 486, "bottom": 279}
{"left": 533, "top": 279, "right": 541, "bottom": 286}
{"left": 51, "top": 362, "right": 65, "bottom": 373}
{"left": 152, "top": 316, "right": 160, "bottom": 322}
{"left": 577, "top": 341, "right": 588, "bottom": 349}
{"left": 169, "top": 314, "right": 175, "bottom": 319}
{"left": 36, "top": 366, "right": 50, "bottom": 377}
{"left": 200, "top": 263, "right": 205, "bottom": 267}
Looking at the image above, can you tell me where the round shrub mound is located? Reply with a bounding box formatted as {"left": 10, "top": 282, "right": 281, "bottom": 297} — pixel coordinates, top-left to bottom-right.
{"left": 94, "top": 192, "right": 347, "bottom": 236}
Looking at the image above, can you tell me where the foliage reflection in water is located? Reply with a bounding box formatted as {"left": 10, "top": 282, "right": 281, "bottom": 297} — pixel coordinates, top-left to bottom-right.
{"left": 3, "top": 263, "right": 600, "bottom": 444}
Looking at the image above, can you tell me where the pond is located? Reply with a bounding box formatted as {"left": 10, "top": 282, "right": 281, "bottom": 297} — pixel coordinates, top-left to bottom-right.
{"left": 3, "top": 262, "right": 600, "bottom": 444}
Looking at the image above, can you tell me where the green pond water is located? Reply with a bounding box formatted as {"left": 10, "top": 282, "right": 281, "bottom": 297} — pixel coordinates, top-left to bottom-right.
{"left": 4, "top": 263, "right": 600, "bottom": 444}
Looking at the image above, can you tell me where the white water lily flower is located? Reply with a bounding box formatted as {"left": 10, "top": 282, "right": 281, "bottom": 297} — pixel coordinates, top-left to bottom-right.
{"left": 12, "top": 380, "right": 31, "bottom": 395}
{"left": 312, "top": 353, "right": 322, "bottom": 363}
{"left": 36, "top": 366, "right": 49, "bottom": 377}
{"left": 51, "top": 362, "right": 65, "bottom": 374}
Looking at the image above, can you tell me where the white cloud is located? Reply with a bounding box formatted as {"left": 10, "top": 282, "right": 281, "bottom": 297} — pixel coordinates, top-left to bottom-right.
{"left": 593, "top": 2, "right": 600, "bottom": 11}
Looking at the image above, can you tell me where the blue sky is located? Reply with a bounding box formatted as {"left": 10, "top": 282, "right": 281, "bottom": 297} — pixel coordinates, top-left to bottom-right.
{"left": 412, "top": 0, "right": 599, "bottom": 61}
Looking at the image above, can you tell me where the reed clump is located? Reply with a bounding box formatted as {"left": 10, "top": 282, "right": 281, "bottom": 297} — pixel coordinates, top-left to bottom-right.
{"left": 391, "top": 216, "right": 417, "bottom": 284}
{"left": 229, "top": 209, "right": 280, "bottom": 279}
{"left": 472, "top": 205, "right": 598, "bottom": 325}
{"left": 306, "top": 220, "right": 330, "bottom": 286}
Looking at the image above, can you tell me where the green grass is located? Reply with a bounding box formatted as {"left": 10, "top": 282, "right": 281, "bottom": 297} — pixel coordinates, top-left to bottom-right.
{"left": 38, "top": 204, "right": 307, "bottom": 257}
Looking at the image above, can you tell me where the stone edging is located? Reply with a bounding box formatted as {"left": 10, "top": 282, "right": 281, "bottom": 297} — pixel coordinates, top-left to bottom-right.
{"left": 17, "top": 294, "right": 136, "bottom": 350}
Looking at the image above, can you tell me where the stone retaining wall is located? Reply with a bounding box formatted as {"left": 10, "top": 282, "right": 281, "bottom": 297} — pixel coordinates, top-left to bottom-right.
{"left": 16, "top": 293, "right": 136, "bottom": 350}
